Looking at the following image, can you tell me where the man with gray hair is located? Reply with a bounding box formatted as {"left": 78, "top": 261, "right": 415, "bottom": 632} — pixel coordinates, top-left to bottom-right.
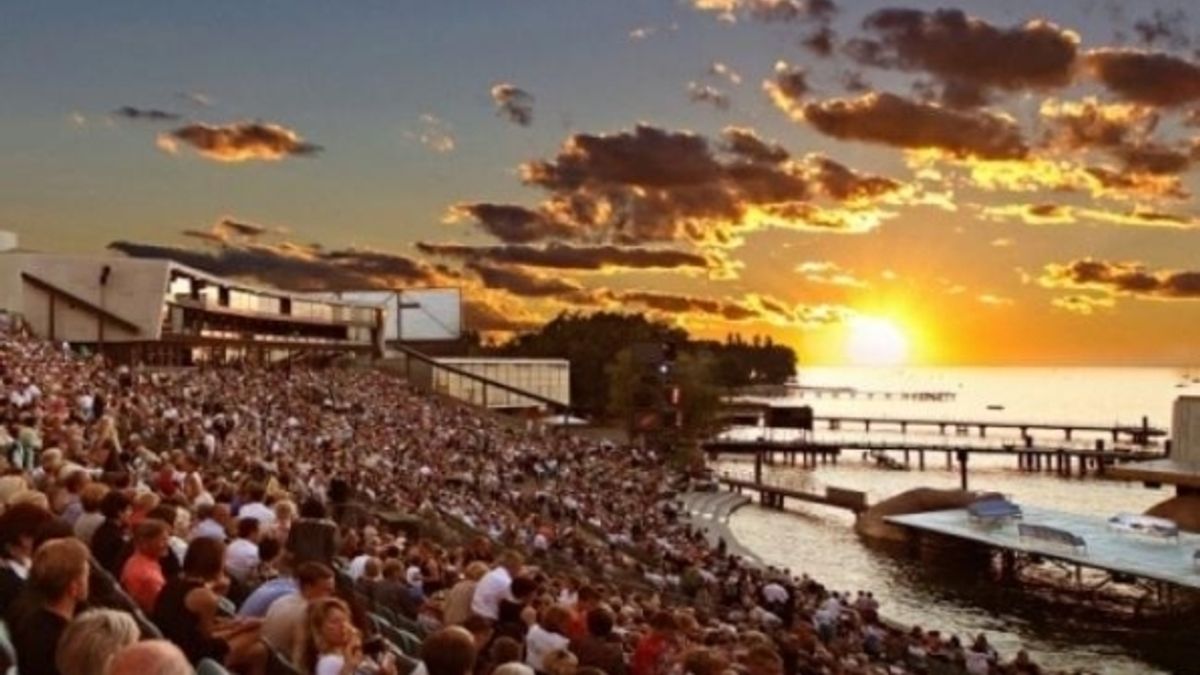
{"left": 107, "top": 640, "right": 195, "bottom": 675}
{"left": 56, "top": 608, "right": 140, "bottom": 675}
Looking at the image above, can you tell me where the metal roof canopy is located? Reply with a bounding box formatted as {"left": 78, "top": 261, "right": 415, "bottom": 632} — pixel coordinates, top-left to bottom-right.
{"left": 886, "top": 505, "right": 1200, "bottom": 591}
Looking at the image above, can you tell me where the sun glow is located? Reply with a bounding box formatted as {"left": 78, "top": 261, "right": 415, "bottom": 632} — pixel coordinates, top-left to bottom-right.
{"left": 845, "top": 316, "right": 910, "bottom": 366}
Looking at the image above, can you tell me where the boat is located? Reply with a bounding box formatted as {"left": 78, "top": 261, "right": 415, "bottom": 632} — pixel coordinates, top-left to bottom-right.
{"left": 1107, "top": 513, "right": 1179, "bottom": 541}
{"left": 866, "top": 450, "right": 909, "bottom": 471}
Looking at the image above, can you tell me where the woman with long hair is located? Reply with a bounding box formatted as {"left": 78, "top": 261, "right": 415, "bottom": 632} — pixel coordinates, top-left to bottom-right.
{"left": 295, "top": 597, "right": 397, "bottom": 675}
{"left": 152, "top": 536, "right": 266, "bottom": 674}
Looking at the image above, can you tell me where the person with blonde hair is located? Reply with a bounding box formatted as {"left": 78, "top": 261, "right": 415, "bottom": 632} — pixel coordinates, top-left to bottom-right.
{"left": 443, "top": 560, "right": 489, "bottom": 626}
{"left": 55, "top": 608, "right": 141, "bottom": 675}
{"left": 543, "top": 649, "right": 579, "bottom": 675}
{"left": 295, "top": 596, "right": 397, "bottom": 675}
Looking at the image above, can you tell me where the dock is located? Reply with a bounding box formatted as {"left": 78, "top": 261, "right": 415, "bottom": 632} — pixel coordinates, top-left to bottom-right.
{"left": 719, "top": 403, "right": 1168, "bottom": 446}
{"left": 717, "top": 475, "right": 868, "bottom": 513}
{"left": 885, "top": 506, "right": 1200, "bottom": 606}
{"left": 704, "top": 438, "right": 1165, "bottom": 477}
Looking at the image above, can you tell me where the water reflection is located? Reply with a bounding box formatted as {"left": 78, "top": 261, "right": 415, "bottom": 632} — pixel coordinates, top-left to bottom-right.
{"left": 720, "top": 458, "right": 1193, "bottom": 673}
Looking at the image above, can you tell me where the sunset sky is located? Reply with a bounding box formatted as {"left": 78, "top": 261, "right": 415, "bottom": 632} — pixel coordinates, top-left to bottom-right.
{"left": 2, "top": 1, "right": 1199, "bottom": 366}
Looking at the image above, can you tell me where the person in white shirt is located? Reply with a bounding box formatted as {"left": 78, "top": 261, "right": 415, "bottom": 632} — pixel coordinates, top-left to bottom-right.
{"left": 524, "top": 605, "right": 572, "bottom": 672}
{"left": 224, "top": 517, "right": 261, "bottom": 584}
{"left": 238, "top": 483, "right": 276, "bottom": 530}
{"left": 471, "top": 550, "right": 523, "bottom": 621}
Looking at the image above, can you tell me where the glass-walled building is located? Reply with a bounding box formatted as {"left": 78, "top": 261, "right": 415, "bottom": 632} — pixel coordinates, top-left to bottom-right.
{"left": 431, "top": 357, "right": 570, "bottom": 409}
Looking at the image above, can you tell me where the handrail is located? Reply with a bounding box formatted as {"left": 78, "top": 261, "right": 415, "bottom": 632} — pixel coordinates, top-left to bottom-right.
{"left": 390, "top": 342, "right": 573, "bottom": 415}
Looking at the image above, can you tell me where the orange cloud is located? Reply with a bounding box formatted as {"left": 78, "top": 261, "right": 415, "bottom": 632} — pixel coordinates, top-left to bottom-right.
{"left": 157, "top": 121, "right": 321, "bottom": 162}
{"left": 1040, "top": 258, "right": 1200, "bottom": 301}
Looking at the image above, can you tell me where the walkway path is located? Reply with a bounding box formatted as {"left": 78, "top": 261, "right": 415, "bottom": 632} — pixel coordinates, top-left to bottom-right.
{"left": 678, "top": 490, "right": 763, "bottom": 565}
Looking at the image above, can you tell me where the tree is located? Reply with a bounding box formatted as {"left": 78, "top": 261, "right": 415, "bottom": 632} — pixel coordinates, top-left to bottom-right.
{"left": 607, "top": 347, "right": 720, "bottom": 466}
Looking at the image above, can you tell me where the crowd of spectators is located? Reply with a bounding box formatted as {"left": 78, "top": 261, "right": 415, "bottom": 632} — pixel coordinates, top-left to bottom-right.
{"left": 0, "top": 323, "right": 1060, "bottom": 675}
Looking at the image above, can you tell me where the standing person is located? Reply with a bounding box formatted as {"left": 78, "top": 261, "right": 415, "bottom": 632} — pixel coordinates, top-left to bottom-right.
{"left": 443, "top": 561, "right": 488, "bottom": 626}
{"left": 7, "top": 538, "right": 91, "bottom": 675}
{"left": 91, "top": 489, "right": 132, "bottom": 576}
{"left": 120, "top": 519, "right": 171, "bottom": 613}
{"left": 472, "top": 550, "right": 523, "bottom": 621}
{"left": 287, "top": 497, "right": 339, "bottom": 565}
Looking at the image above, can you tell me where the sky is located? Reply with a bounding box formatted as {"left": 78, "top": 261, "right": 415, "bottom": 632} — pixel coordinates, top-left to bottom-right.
{"left": 2, "top": 0, "right": 1199, "bottom": 366}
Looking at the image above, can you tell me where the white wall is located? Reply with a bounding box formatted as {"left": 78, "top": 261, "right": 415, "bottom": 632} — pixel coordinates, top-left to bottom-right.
{"left": 1173, "top": 397, "right": 1200, "bottom": 465}
{"left": 0, "top": 254, "right": 170, "bottom": 342}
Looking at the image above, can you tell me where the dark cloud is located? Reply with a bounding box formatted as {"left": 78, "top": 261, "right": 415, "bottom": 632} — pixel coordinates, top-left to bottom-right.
{"left": 851, "top": 8, "right": 1078, "bottom": 105}
{"left": 762, "top": 62, "right": 809, "bottom": 117}
{"left": 606, "top": 290, "right": 760, "bottom": 321}
{"left": 445, "top": 203, "right": 576, "bottom": 243}
{"left": 108, "top": 239, "right": 448, "bottom": 291}
{"left": 113, "top": 106, "right": 182, "bottom": 121}
{"left": 454, "top": 124, "right": 899, "bottom": 246}
{"left": 158, "top": 121, "right": 322, "bottom": 162}
{"left": 1114, "top": 142, "right": 1192, "bottom": 175}
{"left": 802, "top": 92, "right": 1028, "bottom": 159}
{"left": 801, "top": 25, "right": 836, "bottom": 57}
{"left": 721, "top": 127, "right": 789, "bottom": 164}
{"left": 686, "top": 82, "right": 731, "bottom": 110}
{"left": 1041, "top": 259, "right": 1200, "bottom": 299}
{"left": 465, "top": 260, "right": 590, "bottom": 299}
{"left": 490, "top": 83, "right": 535, "bottom": 126}
{"left": 1085, "top": 49, "right": 1200, "bottom": 107}
{"left": 416, "top": 241, "right": 713, "bottom": 271}
{"left": 807, "top": 155, "right": 901, "bottom": 200}
{"left": 216, "top": 217, "right": 275, "bottom": 238}
{"left": 1039, "top": 98, "right": 1157, "bottom": 150}
{"left": 462, "top": 300, "right": 543, "bottom": 333}
{"left": 1085, "top": 165, "right": 1187, "bottom": 199}
{"left": 1133, "top": 9, "right": 1191, "bottom": 50}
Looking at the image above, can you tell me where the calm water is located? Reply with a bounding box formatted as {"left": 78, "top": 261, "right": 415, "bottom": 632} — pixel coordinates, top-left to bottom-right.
{"left": 718, "top": 367, "right": 1200, "bottom": 675}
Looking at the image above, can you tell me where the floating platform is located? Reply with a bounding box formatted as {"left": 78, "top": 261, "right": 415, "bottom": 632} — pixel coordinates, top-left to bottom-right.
{"left": 886, "top": 506, "right": 1200, "bottom": 592}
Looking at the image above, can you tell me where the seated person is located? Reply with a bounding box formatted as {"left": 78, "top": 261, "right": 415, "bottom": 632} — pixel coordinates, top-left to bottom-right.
{"left": 153, "top": 536, "right": 266, "bottom": 673}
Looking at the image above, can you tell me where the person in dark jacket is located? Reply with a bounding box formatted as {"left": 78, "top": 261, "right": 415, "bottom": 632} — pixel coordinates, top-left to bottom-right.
{"left": 90, "top": 490, "right": 132, "bottom": 576}
{"left": 0, "top": 502, "right": 55, "bottom": 615}
{"left": 285, "top": 496, "right": 338, "bottom": 565}
{"left": 7, "top": 538, "right": 91, "bottom": 675}
{"left": 570, "top": 607, "right": 627, "bottom": 675}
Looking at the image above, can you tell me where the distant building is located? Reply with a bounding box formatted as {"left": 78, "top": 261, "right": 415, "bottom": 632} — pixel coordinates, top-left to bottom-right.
{"left": 427, "top": 357, "right": 570, "bottom": 410}
{"left": 1112, "top": 396, "right": 1200, "bottom": 494}
{"left": 0, "top": 253, "right": 384, "bottom": 364}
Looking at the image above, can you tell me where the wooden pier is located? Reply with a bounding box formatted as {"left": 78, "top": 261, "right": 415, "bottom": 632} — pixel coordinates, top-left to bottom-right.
{"left": 719, "top": 404, "right": 1168, "bottom": 446}
{"left": 718, "top": 475, "right": 868, "bottom": 514}
{"left": 704, "top": 438, "right": 1167, "bottom": 478}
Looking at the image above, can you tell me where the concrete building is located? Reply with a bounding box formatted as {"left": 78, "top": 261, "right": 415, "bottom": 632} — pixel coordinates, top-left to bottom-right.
{"left": 0, "top": 252, "right": 384, "bottom": 364}
{"left": 1112, "top": 396, "right": 1200, "bottom": 493}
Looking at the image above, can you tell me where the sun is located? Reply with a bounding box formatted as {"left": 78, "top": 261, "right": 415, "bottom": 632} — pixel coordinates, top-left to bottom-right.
{"left": 845, "top": 316, "right": 910, "bottom": 366}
